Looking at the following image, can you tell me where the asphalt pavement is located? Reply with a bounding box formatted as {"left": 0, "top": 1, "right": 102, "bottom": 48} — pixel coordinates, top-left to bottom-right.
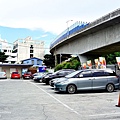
{"left": 0, "top": 79, "right": 120, "bottom": 120}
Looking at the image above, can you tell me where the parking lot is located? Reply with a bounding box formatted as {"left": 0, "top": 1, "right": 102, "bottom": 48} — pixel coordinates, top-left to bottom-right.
{"left": 0, "top": 79, "right": 120, "bottom": 120}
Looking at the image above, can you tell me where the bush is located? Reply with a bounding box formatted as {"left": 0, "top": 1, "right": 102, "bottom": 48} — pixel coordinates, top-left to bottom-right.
{"left": 54, "top": 64, "right": 63, "bottom": 72}
{"left": 54, "top": 57, "right": 80, "bottom": 71}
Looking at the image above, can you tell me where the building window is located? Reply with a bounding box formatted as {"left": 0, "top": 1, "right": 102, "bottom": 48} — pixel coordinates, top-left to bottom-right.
{"left": 30, "top": 45, "right": 34, "bottom": 54}
{"left": 4, "top": 49, "right": 7, "bottom": 52}
{"left": 37, "top": 60, "right": 40, "bottom": 65}
{"left": 30, "top": 50, "right": 33, "bottom": 53}
{"left": 32, "top": 60, "right": 34, "bottom": 65}
{"left": 30, "top": 54, "right": 33, "bottom": 58}
{"left": 30, "top": 45, "right": 33, "bottom": 49}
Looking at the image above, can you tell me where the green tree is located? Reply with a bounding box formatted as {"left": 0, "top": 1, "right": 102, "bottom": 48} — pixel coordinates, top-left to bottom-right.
{"left": 0, "top": 51, "right": 8, "bottom": 62}
{"left": 43, "top": 54, "right": 55, "bottom": 68}
{"left": 54, "top": 57, "right": 80, "bottom": 71}
{"left": 103, "top": 52, "right": 120, "bottom": 64}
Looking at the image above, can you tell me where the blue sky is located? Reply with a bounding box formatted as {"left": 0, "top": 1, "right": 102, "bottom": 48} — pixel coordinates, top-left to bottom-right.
{"left": 0, "top": 26, "right": 56, "bottom": 53}
{"left": 0, "top": 0, "right": 120, "bottom": 54}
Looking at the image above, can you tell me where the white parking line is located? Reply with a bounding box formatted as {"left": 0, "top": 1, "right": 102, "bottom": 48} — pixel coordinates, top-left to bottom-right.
{"left": 30, "top": 82, "right": 80, "bottom": 116}
{"left": 0, "top": 79, "right": 23, "bottom": 81}
{"left": 0, "top": 111, "right": 11, "bottom": 114}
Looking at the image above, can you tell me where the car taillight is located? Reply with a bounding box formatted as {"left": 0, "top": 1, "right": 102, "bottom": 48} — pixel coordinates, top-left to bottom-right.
{"left": 4, "top": 74, "right": 6, "bottom": 76}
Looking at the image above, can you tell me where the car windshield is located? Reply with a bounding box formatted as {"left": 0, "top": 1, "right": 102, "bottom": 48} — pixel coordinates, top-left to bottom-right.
{"left": 37, "top": 72, "right": 45, "bottom": 76}
{"left": 52, "top": 70, "right": 75, "bottom": 75}
{"left": 65, "top": 70, "right": 82, "bottom": 78}
{"left": 52, "top": 70, "right": 60, "bottom": 75}
{"left": 25, "top": 72, "right": 31, "bottom": 74}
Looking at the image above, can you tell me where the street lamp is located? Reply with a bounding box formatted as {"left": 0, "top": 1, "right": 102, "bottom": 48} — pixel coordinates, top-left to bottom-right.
{"left": 66, "top": 20, "right": 73, "bottom": 38}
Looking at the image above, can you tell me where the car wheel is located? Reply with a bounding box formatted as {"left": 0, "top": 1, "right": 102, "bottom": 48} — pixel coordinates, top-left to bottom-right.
{"left": 106, "top": 83, "right": 114, "bottom": 92}
{"left": 67, "top": 84, "right": 76, "bottom": 94}
{"left": 46, "top": 82, "right": 49, "bottom": 85}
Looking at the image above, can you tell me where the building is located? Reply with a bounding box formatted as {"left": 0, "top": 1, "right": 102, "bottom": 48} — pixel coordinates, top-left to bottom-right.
{"left": 21, "top": 57, "right": 43, "bottom": 66}
{"left": 0, "top": 64, "right": 33, "bottom": 78}
{"left": 13, "top": 36, "right": 45, "bottom": 63}
{"left": 0, "top": 38, "right": 17, "bottom": 63}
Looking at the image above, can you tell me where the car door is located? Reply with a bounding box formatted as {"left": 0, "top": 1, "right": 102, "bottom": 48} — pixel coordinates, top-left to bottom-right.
{"left": 77, "top": 70, "right": 93, "bottom": 90}
{"left": 92, "top": 70, "right": 108, "bottom": 90}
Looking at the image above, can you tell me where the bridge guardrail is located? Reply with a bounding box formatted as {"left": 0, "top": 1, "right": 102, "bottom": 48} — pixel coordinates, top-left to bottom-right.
{"left": 50, "top": 8, "right": 120, "bottom": 50}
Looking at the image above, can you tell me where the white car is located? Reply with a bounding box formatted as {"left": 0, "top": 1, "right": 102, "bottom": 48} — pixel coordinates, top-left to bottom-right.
{"left": 33, "top": 72, "right": 46, "bottom": 82}
{"left": 0, "top": 72, "right": 7, "bottom": 79}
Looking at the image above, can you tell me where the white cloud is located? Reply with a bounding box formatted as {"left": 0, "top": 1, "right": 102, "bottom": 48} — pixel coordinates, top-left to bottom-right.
{"left": 34, "top": 34, "right": 48, "bottom": 39}
{"left": 41, "top": 34, "right": 48, "bottom": 38}
{"left": 0, "top": 0, "right": 120, "bottom": 35}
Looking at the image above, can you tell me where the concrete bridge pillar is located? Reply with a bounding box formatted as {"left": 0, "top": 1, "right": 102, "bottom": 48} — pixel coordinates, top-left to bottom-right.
{"left": 77, "top": 54, "right": 88, "bottom": 64}
{"left": 77, "top": 54, "right": 99, "bottom": 65}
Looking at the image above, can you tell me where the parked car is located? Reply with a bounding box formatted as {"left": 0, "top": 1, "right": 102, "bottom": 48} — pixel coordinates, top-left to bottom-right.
{"left": 33, "top": 72, "right": 46, "bottom": 82}
{"left": 42, "top": 69, "right": 75, "bottom": 85}
{"left": 33, "top": 72, "right": 53, "bottom": 82}
{"left": 31, "top": 72, "right": 40, "bottom": 79}
{"left": 41, "top": 72, "right": 53, "bottom": 82}
{"left": 0, "top": 72, "right": 7, "bottom": 79}
{"left": 50, "top": 77, "right": 67, "bottom": 87}
{"left": 11, "top": 72, "right": 20, "bottom": 79}
{"left": 54, "top": 69, "right": 120, "bottom": 94}
{"left": 23, "top": 72, "right": 32, "bottom": 79}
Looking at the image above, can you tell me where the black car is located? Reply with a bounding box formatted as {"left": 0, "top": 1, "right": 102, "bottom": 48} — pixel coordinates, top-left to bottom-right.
{"left": 42, "top": 69, "right": 75, "bottom": 85}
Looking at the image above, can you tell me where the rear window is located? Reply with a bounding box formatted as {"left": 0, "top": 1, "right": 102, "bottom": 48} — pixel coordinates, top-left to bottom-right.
{"left": 0, "top": 72, "right": 5, "bottom": 75}
{"left": 104, "top": 71, "right": 116, "bottom": 76}
{"left": 92, "top": 69, "right": 117, "bottom": 77}
{"left": 12, "top": 72, "right": 18, "bottom": 74}
{"left": 24, "top": 72, "right": 31, "bottom": 75}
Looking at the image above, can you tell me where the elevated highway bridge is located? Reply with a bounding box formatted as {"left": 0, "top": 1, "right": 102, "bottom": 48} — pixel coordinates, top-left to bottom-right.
{"left": 50, "top": 8, "right": 120, "bottom": 65}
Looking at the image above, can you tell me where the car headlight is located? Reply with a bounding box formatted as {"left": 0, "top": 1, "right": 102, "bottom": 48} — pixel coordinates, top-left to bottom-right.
{"left": 57, "top": 80, "right": 68, "bottom": 85}
{"left": 45, "top": 75, "right": 50, "bottom": 78}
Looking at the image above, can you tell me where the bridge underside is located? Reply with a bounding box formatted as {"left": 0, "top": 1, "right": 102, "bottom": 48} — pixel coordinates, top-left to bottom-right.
{"left": 55, "top": 42, "right": 120, "bottom": 65}
{"left": 84, "top": 42, "right": 120, "bottom": 56}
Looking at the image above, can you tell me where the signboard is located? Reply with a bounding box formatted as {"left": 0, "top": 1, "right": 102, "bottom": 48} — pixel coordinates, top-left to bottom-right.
{"left": 82, "top": 63, "right": 86, "bottom": 69}
{"left": 94, "top": 59, "right": 99, "bottom": 69}
{"left": 87, "top": 60, "right": 92, "bottom": 69}
{"left": 39, "top": 66, "right": 46, "bottom": 72}
{"left": 99, "top": 57, "right": 106, "bottom": 68}
{"left": 116, "top": 57, "right": 120, "bottom": 69}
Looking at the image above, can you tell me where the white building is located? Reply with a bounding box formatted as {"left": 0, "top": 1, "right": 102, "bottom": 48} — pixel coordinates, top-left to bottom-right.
{"left": 0, "top": 38, "right": 17, "bottom": 63}
{"left": 13, "top": 36, "right": 45, "bottom": 63}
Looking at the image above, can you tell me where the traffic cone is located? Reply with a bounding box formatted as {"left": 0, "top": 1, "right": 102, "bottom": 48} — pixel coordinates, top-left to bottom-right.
{"left": 116, "top": 93, "right": 120, "bottom": 107}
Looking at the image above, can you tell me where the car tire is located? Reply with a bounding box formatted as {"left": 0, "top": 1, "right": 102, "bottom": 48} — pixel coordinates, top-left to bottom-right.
{"left": 106, "top": 83, "right": 114, "bottom": 92}
{"left": 46, "top": 82, "right": 49, "bottom": 85}
{"left": 67, "top": 84, "right": 76, "bottom": 94}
